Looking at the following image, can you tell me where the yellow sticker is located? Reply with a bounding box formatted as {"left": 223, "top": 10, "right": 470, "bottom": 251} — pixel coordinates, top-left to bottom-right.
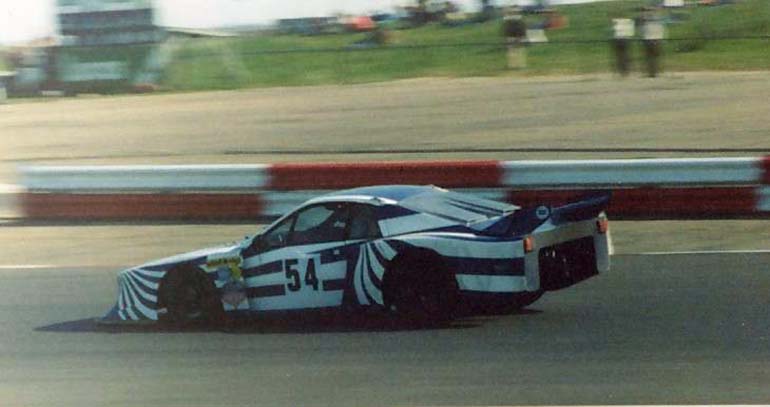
{"left": 207, "top": 256, "right": 244, "bottom": 281}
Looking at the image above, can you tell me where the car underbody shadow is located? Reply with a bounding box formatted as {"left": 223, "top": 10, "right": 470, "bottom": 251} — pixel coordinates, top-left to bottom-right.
{"left": 35, "top": 308, "right": 542, "bottom": 334}
{"left": 474, "top": 307, "right": 543, "bottom": 317}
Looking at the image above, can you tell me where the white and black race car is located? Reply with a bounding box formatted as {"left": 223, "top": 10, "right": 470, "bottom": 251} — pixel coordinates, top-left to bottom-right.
{"left": 101, "top": 185, "right": 610, "bottom": 325}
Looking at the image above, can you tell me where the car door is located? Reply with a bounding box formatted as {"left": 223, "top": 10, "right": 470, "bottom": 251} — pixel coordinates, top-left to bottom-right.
{"left": 242, "top": 202, "right": 351, "bottom": 312}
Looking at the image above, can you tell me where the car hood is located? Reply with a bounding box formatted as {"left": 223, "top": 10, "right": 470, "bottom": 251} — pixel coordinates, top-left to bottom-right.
{"left": 130, "top": 242, "right": 243, "bottom": 272}
{"left": 103, "top": 239, "right": 249, "bottom": 324}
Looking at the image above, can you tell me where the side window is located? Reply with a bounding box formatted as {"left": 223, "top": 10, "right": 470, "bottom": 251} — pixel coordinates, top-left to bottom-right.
{"left": 347, "top": 204, "right": 382, "bottom": 240}
{"left": 262, "top": 215, "right": 295, "bottom": 250}
{"left": 290, "top": 203, "right": 349, "bottom": 245}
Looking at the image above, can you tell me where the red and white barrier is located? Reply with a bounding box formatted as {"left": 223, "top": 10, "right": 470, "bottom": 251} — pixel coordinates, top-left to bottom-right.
{"left": 14, "top": 156, "right": 770, "bottom": 221}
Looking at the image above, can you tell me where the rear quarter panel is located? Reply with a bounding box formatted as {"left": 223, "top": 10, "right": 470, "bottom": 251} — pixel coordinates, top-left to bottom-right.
{"left": 387, "top": 233, "right": 532, "bottom": 293}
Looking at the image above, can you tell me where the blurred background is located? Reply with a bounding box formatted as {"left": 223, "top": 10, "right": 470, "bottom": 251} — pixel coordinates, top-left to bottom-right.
{"left": 1, "top": 0, "right": 769, "bottom": 261}
{"left": 1, "top": 4, "right": 769, "bottom": 405}
{"left": 0, "top": 0, "right": 767, "bottom": 96}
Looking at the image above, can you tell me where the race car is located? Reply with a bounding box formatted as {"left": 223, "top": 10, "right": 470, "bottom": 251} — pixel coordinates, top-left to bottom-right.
{"left": 101, "top": 185, "right": 610, "bottom": 326}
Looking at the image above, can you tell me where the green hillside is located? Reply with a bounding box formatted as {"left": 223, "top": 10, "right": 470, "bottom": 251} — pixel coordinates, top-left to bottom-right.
{"left": 164, "top": 0, "right": 769, "bottom": 90}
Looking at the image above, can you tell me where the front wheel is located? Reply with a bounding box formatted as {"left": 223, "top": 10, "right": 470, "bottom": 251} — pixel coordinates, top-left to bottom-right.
{"left": 157, "top": 264, "right": 225, "bottom": 327}
{"left": 383, "top": 250, "right": 459, "bottom": 326}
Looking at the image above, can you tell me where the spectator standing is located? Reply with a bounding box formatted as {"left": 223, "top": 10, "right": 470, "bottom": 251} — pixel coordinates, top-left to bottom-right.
{"left": 502, "top": 6, "right": 527, "bottom": 70}
{"left": 416, "top": 0, "right": 429, "bottom": 25}
{"left": 479, "top": 0, "right": 494, "bottom": 22}
{"left": 640, "top": 7, "right": 665, "bottom": 77}
{"left": 611, "top": 17, "right": 635, "bottom": 76}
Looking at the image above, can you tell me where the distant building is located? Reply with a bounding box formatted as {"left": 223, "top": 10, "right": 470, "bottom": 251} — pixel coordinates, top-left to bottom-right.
{"left": 0, "top": 71, "right": 14, "bottom": 101}
{"left": 54, "top": 0, "right": 166, "bottom": 93}
{"left": 58, "top": 1, "right": 161, "bottom": 47}
{"left": 3, "top": 38, "right": 57, "bottom": 96}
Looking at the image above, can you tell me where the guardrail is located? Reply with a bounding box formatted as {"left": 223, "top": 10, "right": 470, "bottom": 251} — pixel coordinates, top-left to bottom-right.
{"left": 13, "top": 156, "right": 770, "bottom": 222}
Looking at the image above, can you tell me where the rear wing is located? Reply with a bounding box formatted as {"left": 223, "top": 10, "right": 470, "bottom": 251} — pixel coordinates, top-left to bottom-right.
{"left": 478, "top": 192, "right": 611, "bottom": 237}
{"left": 550, "top": 193, "right": 611, "bottom": 225}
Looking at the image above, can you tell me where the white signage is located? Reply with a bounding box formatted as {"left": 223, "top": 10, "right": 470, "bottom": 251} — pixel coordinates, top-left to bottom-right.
{"left": 58, "top": 0, "right": 152, "bottom": 13}
{"left": 663, "top": 0, "right": 685, "bottom": 7}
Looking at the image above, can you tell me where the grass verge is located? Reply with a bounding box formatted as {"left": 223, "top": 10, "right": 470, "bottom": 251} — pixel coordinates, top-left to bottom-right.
{"left": 162, "top": 0, "right": 769, "bottom": 90}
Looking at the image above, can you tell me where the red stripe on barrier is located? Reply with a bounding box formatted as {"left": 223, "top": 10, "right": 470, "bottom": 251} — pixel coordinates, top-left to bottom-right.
{"left": 762, "top": 156, "right": 770, "bottom": 184}
{"left": 269, "top": 161, "right": 502, "bottom": 190}
{"left": 507, "top": 187, "right": 758, "bottom": 219}
{"left": 20, "top": 193, "right": 264, "bottom": 221}
{"left": 19, "top": 187, "right": 766, "bottom": 222}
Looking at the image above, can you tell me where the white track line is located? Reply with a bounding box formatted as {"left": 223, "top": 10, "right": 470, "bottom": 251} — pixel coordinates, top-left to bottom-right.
{"left": 0, "top": 265, "right": 57, "bottom": 270}
{"left": 637, "top": 249, "right": 770, "bottom": 256}
{"left": 444, "top": 404, "right": 770, "bottom": 407}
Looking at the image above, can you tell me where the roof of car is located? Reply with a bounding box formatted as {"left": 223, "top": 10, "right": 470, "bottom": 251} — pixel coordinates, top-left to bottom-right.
{"left": 313, "top": 185, "right": 518, "bottom": 225}
{"left": 322, "top": 185, "right": 440, "bottom": 202}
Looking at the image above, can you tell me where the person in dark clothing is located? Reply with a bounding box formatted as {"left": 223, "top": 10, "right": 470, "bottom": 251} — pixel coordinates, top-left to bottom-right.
{"left": 640, "top": 7, "right": 665, "bottom": 77}
{"left": 502, "top": 7, "right": 527, "bottom": 69}
{"left": 479, "top": 0, "right": 494, "bottom": 22}
{"left": 611, "top": 17, "right": 634, "bottom": 76}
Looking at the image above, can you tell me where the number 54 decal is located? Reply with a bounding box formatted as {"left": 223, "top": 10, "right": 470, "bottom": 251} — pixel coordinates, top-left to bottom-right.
{"left": 284, "top": 258, "right": 319, "bottom": 292}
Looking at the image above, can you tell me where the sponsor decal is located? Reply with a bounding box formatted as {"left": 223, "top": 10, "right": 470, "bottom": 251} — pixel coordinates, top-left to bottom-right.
{"left": 207, "top": 255, "right": 244, "bottom": 280}
{"left": 207, "top": 255, "right": 248, "bottom": 309}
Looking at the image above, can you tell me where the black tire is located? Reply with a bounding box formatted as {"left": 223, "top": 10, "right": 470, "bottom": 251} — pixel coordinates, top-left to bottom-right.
{"left": 157, "top": 263, "right": 225, "bottom": 327}
{"left": 382, "top": 249, "right": 459, "bottom": 326}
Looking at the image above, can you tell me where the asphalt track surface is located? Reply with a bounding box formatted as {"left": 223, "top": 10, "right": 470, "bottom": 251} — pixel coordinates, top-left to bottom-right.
{"left": 1, "top": 253, "right": 768, "bottom": 407}
{"left": 4, "top": 72, "right": 770, "bottom": 186}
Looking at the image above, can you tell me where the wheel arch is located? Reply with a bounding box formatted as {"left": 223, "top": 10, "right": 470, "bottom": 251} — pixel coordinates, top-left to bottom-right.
{"left": 156, "top": 261, "right": 224, "bottom": 325}
{"left": 156, "top": 262, "right": 211, "bottom": 308}
{"left": 381, "top": 245, "right": 459, "bottom": 321}
{"left": 382, "top": 246, "right": 448, "bottom": 283}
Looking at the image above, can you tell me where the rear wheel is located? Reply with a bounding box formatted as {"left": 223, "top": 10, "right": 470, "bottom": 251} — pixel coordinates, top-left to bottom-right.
{"left": 383, "top": 250, "right": 459, "bottom": 326}
{"left": 158, "top": 264, "right": 225, "bottom": 327}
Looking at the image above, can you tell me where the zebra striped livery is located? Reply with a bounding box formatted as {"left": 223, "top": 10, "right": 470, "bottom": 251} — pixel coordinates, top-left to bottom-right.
{"left": 102, "top": 185, "right": 610, "bottom": 323}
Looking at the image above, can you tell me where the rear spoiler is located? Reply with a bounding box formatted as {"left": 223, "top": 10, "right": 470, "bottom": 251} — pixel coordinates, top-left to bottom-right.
{"left": 550, "top": 192, "right": 611, "bottom": 225}
{"left": 478, "top": 192, "right": 611, "bottom": 237}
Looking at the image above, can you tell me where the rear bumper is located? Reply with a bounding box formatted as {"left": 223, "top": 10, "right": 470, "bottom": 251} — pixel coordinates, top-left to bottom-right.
{"left": 538, "top": 236, "right": 598, "bottom": 290}
{"left": 525, "top": 215, "right": 610, "bottom": 292}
